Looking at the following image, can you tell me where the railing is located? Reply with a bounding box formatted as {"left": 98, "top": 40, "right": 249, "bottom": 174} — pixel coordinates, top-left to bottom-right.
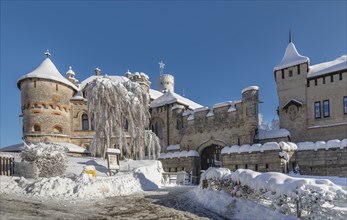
{"left": 0, "top": 154, "right": 15, "bottom": 176}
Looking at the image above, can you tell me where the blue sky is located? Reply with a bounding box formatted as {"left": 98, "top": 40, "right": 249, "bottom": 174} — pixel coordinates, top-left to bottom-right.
{"left": 1, "top": 1, "right": 346, "bottom": 147}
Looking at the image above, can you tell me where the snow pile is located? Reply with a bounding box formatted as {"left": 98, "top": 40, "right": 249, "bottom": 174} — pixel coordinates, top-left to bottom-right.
{"left": 297, "top": 139, "right": 347, "bottom": 151}
{"left": 0, "top": 159, "right": 164, "bottom": 200}
{"left": 200, "top": 167, "right": 231, "bottom": 181}
{"left": 20, "top": 143, "right": 67, "bottom": 178}
{"left": 200, "top": 168, "right": 347, "bottom": 219}
{"left": 86, "top": 77, "right": 160, "bottom": 159}
{"left": 187, "top": 188, "right": 297, "bottom": 220}
{"left": 221, "top": 142, "right": 297, "bottom": 154}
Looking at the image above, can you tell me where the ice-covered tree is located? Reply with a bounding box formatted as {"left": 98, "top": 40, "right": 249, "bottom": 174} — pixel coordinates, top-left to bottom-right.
{"left": 86, "top": 77, "right": 160, "bottom": 159}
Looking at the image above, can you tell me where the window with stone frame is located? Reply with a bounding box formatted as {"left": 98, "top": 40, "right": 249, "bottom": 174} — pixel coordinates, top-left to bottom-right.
{"left": 314, "top": 101, "right": 321, "bottom": 119}
{"left": 323, "top": 100, "right": 330, "bottom": 117}
{"left": 82, "top": 113, "right": 89, "bottom": 130}
{"left": 344, "top": 96, "right": 347, "bottom": 114}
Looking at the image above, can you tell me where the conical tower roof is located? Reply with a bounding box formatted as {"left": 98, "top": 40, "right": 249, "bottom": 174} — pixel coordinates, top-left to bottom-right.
{"left": 17, "top": 57, "right": 78, "bottom": 91}
{"left": 274, "top": 42, "right": 309, "bottom": 71}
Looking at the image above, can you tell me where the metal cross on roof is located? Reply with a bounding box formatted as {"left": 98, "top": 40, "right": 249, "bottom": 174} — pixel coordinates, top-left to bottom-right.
{"left": 45, "top": 49, "right": 51, "bottom": 58}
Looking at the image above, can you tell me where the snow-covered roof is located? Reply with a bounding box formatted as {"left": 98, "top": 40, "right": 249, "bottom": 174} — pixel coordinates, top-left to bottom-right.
{"left": 282, "top": 98, "right": 303, "bottom": 110}
{"left": 17, "top": 58, "right": 78, "bottom": 91}
{"left": 150, "top": 91, "right": 203, "bottom": 110}
{"left": 80, "top": 75, "right": 129, "bottom": 90}
{"left": 308, "top": 54, "right": 347, "bottom": 78}
{"left": 149, "top": 89, "right": 163, "bottom": 100}
{"left": 274, "top": 42, "right": 309, "bottom": 71}
{"left": 1, "top": 143, "right": 24, "bottom": 152}
{"left": 255, "top": 128, "right": 290, "bottom": 140}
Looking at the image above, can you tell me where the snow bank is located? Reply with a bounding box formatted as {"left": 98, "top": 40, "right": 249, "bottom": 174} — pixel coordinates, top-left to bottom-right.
{"left": 200, "top": 167, "right": 231, "bottom": 181}
{"left": 200, "top": 167, "right": 347, "bottom": 219}
{"left": 187, "top": 188, "right": 297, "bottom": 220}
{"left": 0, "top": 159, "right": 164, "bottom": 200}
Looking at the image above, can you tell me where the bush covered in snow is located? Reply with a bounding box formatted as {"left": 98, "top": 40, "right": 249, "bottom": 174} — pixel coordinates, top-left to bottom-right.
{"left": 200, "top": 168, "right": 347, "bottom": 219}
{"left": 21, "top": 143, "right": 68, "bottom": 178}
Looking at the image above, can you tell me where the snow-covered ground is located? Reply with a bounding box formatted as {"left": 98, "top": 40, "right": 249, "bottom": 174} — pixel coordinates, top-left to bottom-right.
{"left": 1, "top": 155, "right": 346, "bottom": 219}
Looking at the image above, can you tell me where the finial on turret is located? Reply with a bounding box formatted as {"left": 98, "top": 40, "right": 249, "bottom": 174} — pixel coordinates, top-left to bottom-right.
{"left": 95, "top": 67, "right": 101, "bottom": 76}
{"left": 289, "top": 29, "right": 292, "bottom": 43}
{"left": 159, "top": 60, "right": 165, "bottom": 75}
{"left": 45, "top": 49, "right": 51, "bottom": 58}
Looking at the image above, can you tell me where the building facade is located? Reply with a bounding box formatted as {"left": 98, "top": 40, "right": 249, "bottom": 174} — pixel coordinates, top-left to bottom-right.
{"left": 274, "top": 40, "right": 347, "bottom": 142}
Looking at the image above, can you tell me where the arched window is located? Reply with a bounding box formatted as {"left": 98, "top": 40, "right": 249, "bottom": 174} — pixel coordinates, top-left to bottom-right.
{"left": 32, "top": 124, "right": 41, "bottom": 132}
{"left": 53, "top": 125, "right": 63, "bottom": 134}
{"left": 152, "top": 121, "right": 163, "bottom": 139}
{"left": 82, "top": 114, "right": 89, "bottom": 130}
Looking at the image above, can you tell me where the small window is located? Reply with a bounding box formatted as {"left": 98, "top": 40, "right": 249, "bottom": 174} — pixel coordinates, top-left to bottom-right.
{"left": 339, "top": 73, "right": 342, "bottom": 80}
{"left": 289, "top": 70, "right": 293, "bottom": 77}
{"left": 297, "top": 65, "right": 300, "bottom": 75}
{"left": 315, "top": 79, "right": 317, "bottom": 86}
{"left": 314, "top": 101, "right": 321, "bottom": 119}
{"left": 53, "top": 125, "right": 63, "bottom": 134}
{"left": 281, "top": 70, "right": 285, "bottom": 79}
{"left": 235, "top": 165, "right": 238, "bottom": 170}
{"left": 34, "top": 81, "right": 37, "bottom": 88}
{"left": 323, "top": 77, "right": 325, "bottom": 84}
{"left": 82, "top": 114, "right": 89, "bottom": 130}
{"left": 255, "top": 164, "right": 258, "bottom": 171}
{"left": 56, "top": 84, "right": 58, "bottom": 91}
{"left": 245, "top": 164, "right": 248, "bottom": 169}
{"left": 344, "top": 97, "right": 347, "bottom": 114}
{"left": 331, "top": 75, "right": 334, "bottom": 82}
{"left": 32, "top": 124, "right": 41, "bottom": 132}
{"left": 266, "top": 164, "right": 269, "bottom": 171}
{"left": 307, "top": 80, "right": 310, "bottom": 87}
{"left": 323, "top": 100, "right": 330, "bottom": 117}
{"left": 124, "top": 118, "right": 129, "bottom": 131}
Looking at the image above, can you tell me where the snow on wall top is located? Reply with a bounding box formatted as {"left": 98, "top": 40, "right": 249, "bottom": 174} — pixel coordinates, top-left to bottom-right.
{"left": 150, "top": 91, "right": 203, "bottom": 110}
{"left": 255, "top": 128, "right": 290, "bottom": 140}
{"left": 80, "top": 75, "right": 129, "bottom": 90}
{"left": 297, "top": 139, "right": 347, "bottom": 151}
{"left": 159, "top": 150, "right": 199, "bottom": 159}
{"left": 274, "top": 42, "right": 309, "bottom": 71}
{"left": 221, "top": 139, "right": 347, "bottom": 155}
{"left": 241, "top": 86, "right": 259, "bottom": 94}
{"left": 166, "top": 144, "right": 180, "bottom": 151}
{"left": 17, "top": 58, "right": 78, "bottom": 91}
{"left": 308, "top": 54, "right": 347, "bottom": 78}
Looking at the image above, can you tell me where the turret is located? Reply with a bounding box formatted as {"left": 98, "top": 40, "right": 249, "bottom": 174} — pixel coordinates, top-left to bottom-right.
{"left": 17, "top": 51, "right": 77, "bottom": 143}
{"left": 125, "top": 70, "right": 151, "bottom": 93}
{"left": 241, "top": 86, "right": 259, "bottom": 143}
{"left": 157, "top": 61, "right": 174, "bottom": 93}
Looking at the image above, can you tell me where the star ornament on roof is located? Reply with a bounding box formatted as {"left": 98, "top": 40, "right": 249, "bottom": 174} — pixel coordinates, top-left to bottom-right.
{"left": 159, "top": 60, "right": 165, "bottom": 69}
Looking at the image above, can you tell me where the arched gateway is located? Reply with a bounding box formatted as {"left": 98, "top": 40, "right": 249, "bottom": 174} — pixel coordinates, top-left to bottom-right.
{"left": 197, "top": 137, "right": 227, "bottom": 171}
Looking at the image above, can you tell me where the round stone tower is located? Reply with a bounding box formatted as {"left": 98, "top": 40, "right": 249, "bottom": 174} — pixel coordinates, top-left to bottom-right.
{"left": 157, "top": 74, "right": 174, "bottom": 93}
{"left": 17, "top": 53, "right": 78, "bottom": 143}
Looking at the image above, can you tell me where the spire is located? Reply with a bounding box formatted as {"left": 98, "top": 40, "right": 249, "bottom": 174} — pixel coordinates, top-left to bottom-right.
{"left": 289, "top": 29, "right": 292, "bottom": 43}
{"left": 45, "top": 49, "right": 51, "bottom": 58}
{"left": 159, "top": 60, "right": 165, "bottom": 75}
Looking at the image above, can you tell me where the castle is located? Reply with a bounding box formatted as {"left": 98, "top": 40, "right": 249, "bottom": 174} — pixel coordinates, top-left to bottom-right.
{"left": 11, "top": 37, "right": 347, "bottom": 178}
